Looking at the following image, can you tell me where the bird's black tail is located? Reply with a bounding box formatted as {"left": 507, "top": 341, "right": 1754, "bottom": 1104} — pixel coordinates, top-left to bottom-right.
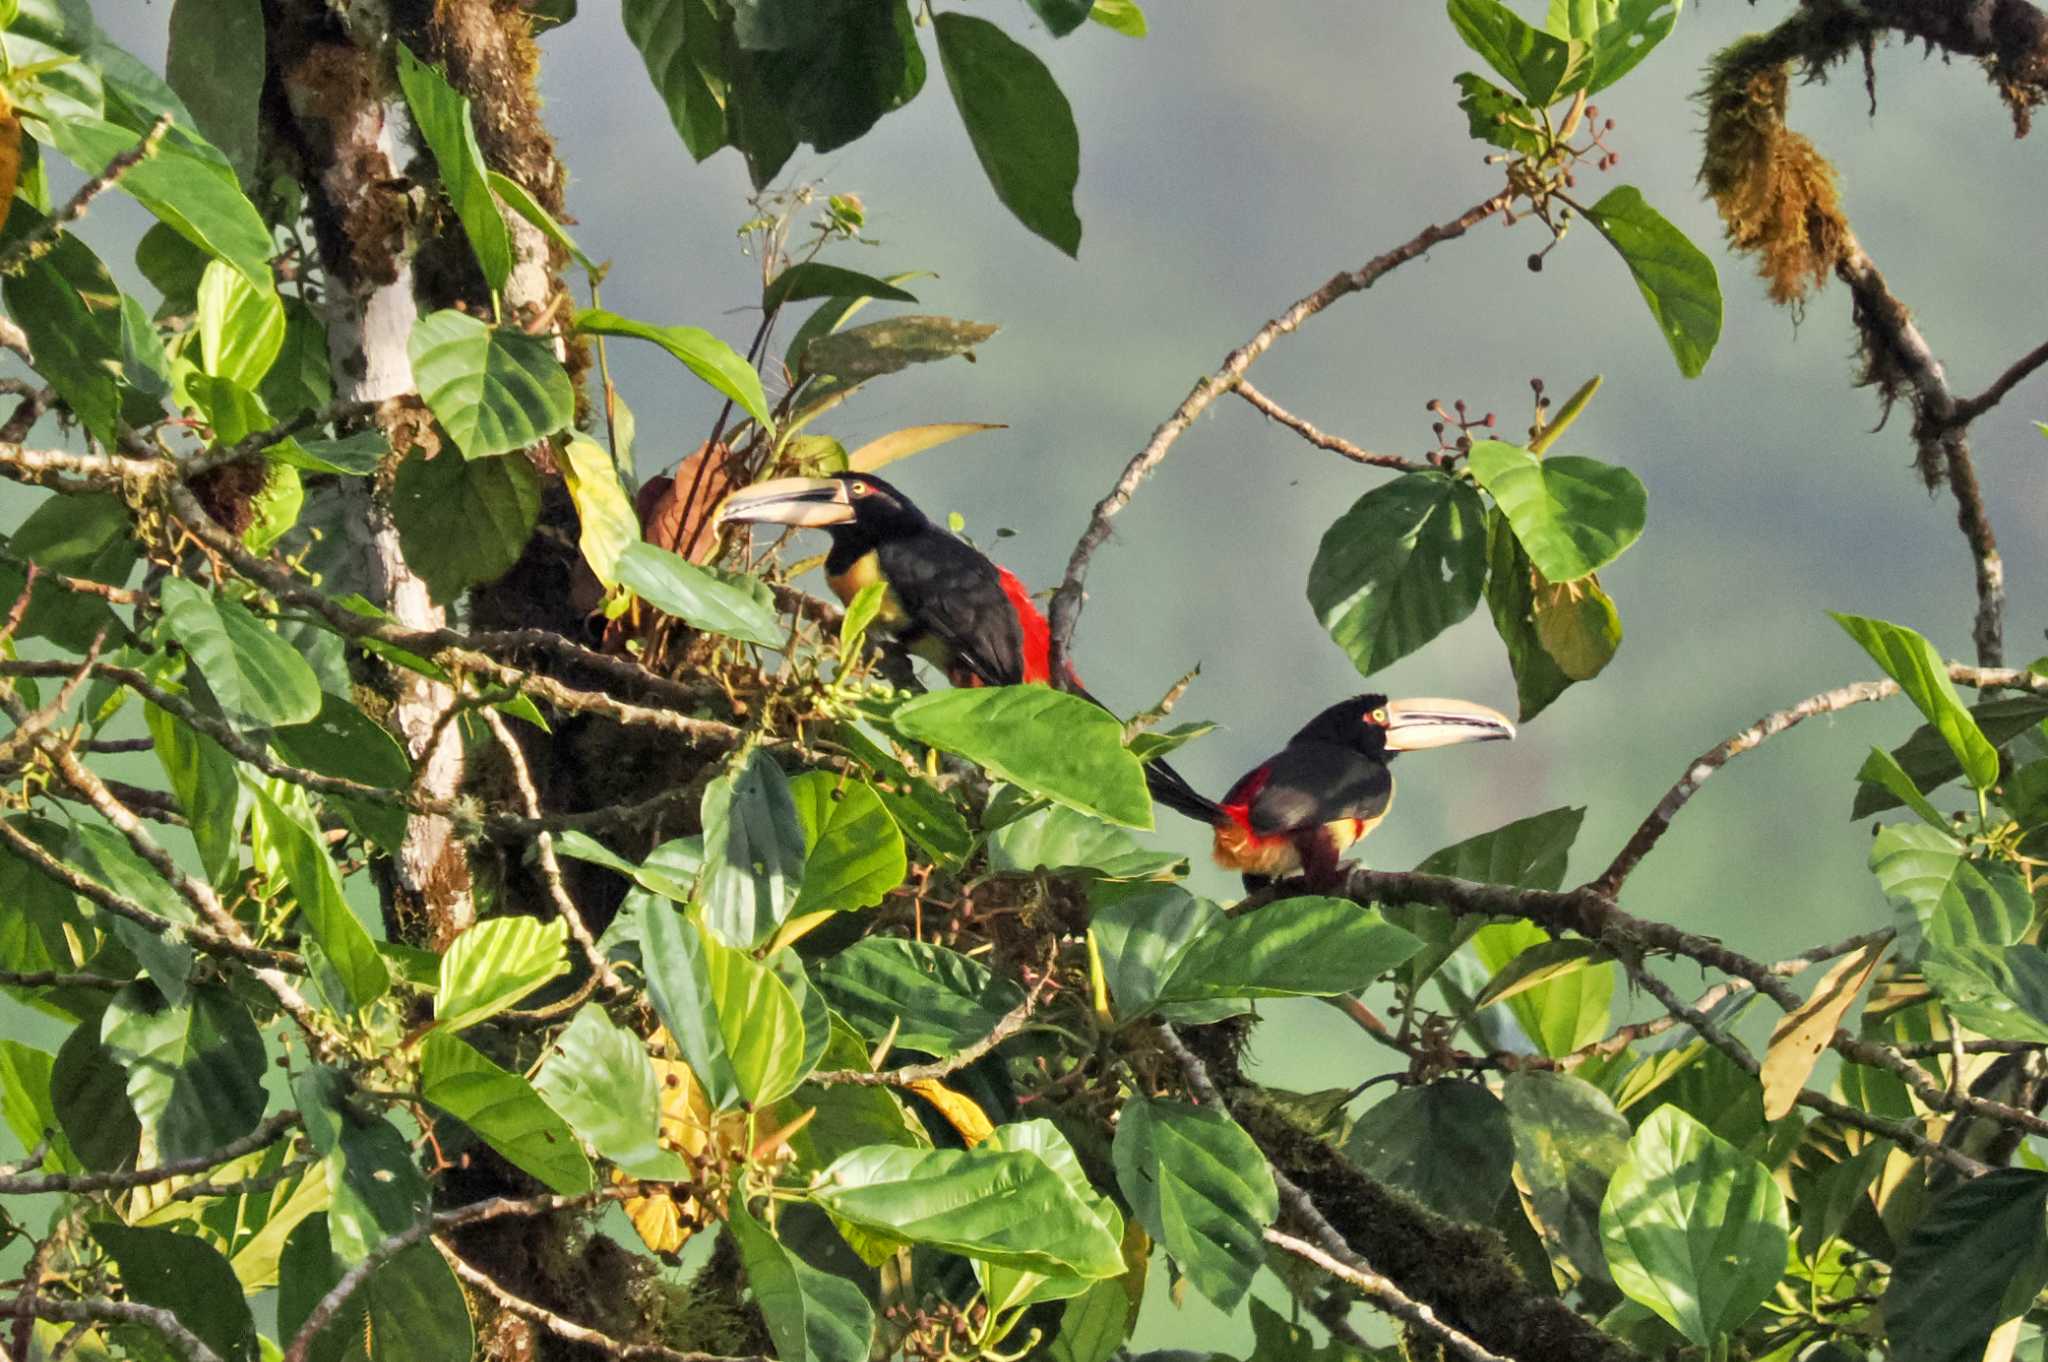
{"left": 1061, "top": 679, "right": 1224, "bottom": 824}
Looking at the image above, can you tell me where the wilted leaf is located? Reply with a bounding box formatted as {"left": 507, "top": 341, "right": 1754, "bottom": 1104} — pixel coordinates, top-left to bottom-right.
{"left": 1760, "top": 938, "right": 1886, "bottom": 1120}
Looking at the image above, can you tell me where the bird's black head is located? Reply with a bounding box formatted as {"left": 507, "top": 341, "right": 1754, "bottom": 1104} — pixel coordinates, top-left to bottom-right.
{"left": 1288, "top": 693, "right": 1516, "bottom": 758}
{"left": 715, "top": 471, "right": 931, "bottom": 550}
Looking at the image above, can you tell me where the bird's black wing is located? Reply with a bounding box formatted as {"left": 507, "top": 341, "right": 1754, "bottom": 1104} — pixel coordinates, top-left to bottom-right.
{"left": 1245, "top": 743, "right": 1392, "bottom": 836}
{"left": 877, "top": 530, "right": 1028, "bottom": 686}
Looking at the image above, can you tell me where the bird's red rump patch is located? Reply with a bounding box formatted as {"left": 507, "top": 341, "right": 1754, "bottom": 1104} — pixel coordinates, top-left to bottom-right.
{"left": 996, "top": 566, "right": 1055, "bottom": 686}
{"left": 1218, "top": 765, "right": 1272, "bottom": 840}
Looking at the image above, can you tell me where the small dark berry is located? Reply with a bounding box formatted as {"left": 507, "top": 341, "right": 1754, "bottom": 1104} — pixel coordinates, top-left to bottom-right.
{"left": 1527, "top": 253, "right": 1544, "bottom": 272}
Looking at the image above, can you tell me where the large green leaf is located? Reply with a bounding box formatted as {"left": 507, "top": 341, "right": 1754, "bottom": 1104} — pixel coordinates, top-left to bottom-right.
{"left": 1884, "top": 1170, "right": 2048, "bottom": 1362}
{"left": 1472, "top": 917, "right": 1611, "bottom": 1056}
{"left": 1582, "top": 186, "right": 1720, "bottom": 378}
{"left": 1, "top": 234, "right": 124, "bottom": 441}
{"left": 1834, "top": 613, "right": 1998, "bottom": 790}
{"left": 144, "top": 703, "right": 244, "bottom": 885}
{"left": 1388, "top": 804, "right": 1584, "bottom": 992}
{"left": 1599, "top": 1104, "right": 1790, "bottom": 1345}
{"left": 987, "top": 801, "right": 1185, "bottom": 882}
{"left": 1483, "top": 511, "right": 1575, "bottom": 721}
{"left": 408, "top": 309, "right": 573, "bottom": 459}
{"left": 1853, "top": 695, "right": 2048, "bottom": 817}
{"left": 1464, "top": 440, "right": 1646, "bottom": 582}
{"left": 788, "top": 771, "right": 908, "bottom": 916}
{"left": 70, "top": 822, "right": 197, "bottom": 1004}
{"left": 1919, "top": 941, "right": 2048, "bottom": 1044}
{"left": 1556, "top": 0, "right": 1683, "bottom": 93}
{"left": 37, "top": 115, "right": 274, "bottom": 286}
{"left": 52, "top": 1019, "right": 142, "bottom": 1172}
{"left": 797, "top": 312, "right": 999, "bottom": 382}
{"left": 158, "top": 577, "right": 322, "bottom": 728}
{"left": 94, "top": 1223, "right": 259, "bottom": 1362}
{"left": 249, "top": 785, "right": 391, "bottom": 1012}
{"left": 815, "top": 1144, "right": 1125, "bottom": 1277}
{"left": 1112, "top": 1097, "right": 1277, "bottom": 1311}
{"left": 1455, "top": 72, "right": 1546, "bottom": 154}
{"left": 766, "top": 261, "right": 919, "bottom": 311}
{"left": 730, "top": 1199, "right": 875, "bottom": 1362}
{"left": 435, "top": 916, "right": 568, "bottom": 1033}
{"left": 893, "top": 687, "right": 1153, "bottom": 828}
{"left": 814, "top": 937, "right": 1026, "bottom": 1056}
{"left": 1151, "top": 898, "right": 1421, "bottom": 1007}
{"left": 560, "top": 434, "right": 639, "bottom": 589}
{"left": 533, "top": 1004, "right": 687, "bottom": 1179}
{"left": 101, "top": 983, "right": 267, "bottom": 1163}
{"left": 166, "top": 0, "right": 264, "bottom": 181}
{"left": 933, "top": 13, "right": 1082, "bottom": 255}
{"left": 1089, "top": 886, "right": 1234, "bottom": 1022}
{"left": 639, "top": 903, "right": 742, "bottom": 1110}
{"left": 1869, "top": 823, "right": 2031, "bottom": 962}
{"left": 615, "top": 542, "right": 786, "bottom": 647}
{"left": 1307, "top": 471, "right": 1488, "bottom": 676}
{"left": 1445, "top": 0, "right": 1590, "bottom": 104}
{"left": 702, "top": 925, "right": 811, "bottom": 1104}
{"left": 389, "top": 450, "right": 542, "bottom": 602}
{"left": 194, "top": 258, "right": 283, "bottom": 388}
{"left": 395, "top": 44, "right": 513, "bottom": 292}
{"left": 1502, "top": 1070, "right": 1629, "bottom": 1283}
{"left": 1346, "top": 1081, "right": 1514, "bottom": 1224}
{"left": 270, "top": 692, "right": 414, "bottom": 851}
{"left": 0, "top": 1041, "right": 66, "bottom": 1172}
{"left": 621, "top": 0, "right": 730, "bottom": 160}
{"left": 698, "top": 748, "right": 808, "bottom": 947}
{"left": 419, "top": 1031, "right": 592, "bottom": 1193}
{"left": 574, "top": 308, "right": 771, "bottom": 430}
{"left": 279, "top": 1216, "right": 472, "bottom": 1362}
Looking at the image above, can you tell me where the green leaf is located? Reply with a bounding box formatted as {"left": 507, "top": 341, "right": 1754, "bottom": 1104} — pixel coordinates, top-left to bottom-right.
{"left": 639, "top": 903, "right": 742, "bottom": 1110}
{"left": 814, "top": 937, "right": 1026, "bottom": 1056}
{"left": 70, "top": 821, "right": 197, "bottom": 1003}
{"left": 1112, "top": 1097, "right": 1277, "bottom": 1310}
{"left": 766, "top": 261, "right": 918, "bottom": 311}
{"left": 395, "top": 43, "right": 513, "bottom": 292}
{"left": 389, "top": 450, "right": 542, "bottom": 603}
{"left": 701, "top": 924, "right": 811, "bottom": 1104}
{"left": 1088, "top": 0, "right": 1147, "bottom": 37}
{"left": 52, "top": 1019, "right": 142, "bottom": 1172}
{"left": 101, "top": 983, "right": 267, "bottom": 1162}
{"left": 195, "top": 258, "right": 284, "bottom": 388}
{"left": 833, "top": 722, "right": 975, "bottom": 866}
{"left": 1090, "top": 886, "right": 1230, "bottom": 1021}
{"left": 934, "top": 13, "right": 1082, "bottom": 255}
{"left": 574, "top": 307, "right": 771, "bottom": 430}
{"left": 1502, "top": 1070, "right": 1629, "bottom": 1283}
{"left": 1475, "top": 937, "right": 1611, "bottom": 1009}
{"left": 1854, "top": 696, "right": 2048, "bottom": 817}
{"left": 533, "top": 1004, "right": 687, "bottom": 1179}
{"left": 1464, "top": 440, "right": 1646, "bottom": 582}
{"left": 1869, "top": 823, "right": 2031, "bottom": 961}
{"left": 1483, "top": 511, "right": 1574, "bottom": 721}
{"left": 270, "top": 692, "right": 414, "bottom": 851}
{"left": 1472, "top": 919, "right": 1611, "bottom": 1056}
{"left": 249, "top": 785, "right": 390, "bottom": 1011}
{"left": 408, "top": 309, "right": 572, "bottom": 459}
{"left": 38, "top": 115, "right": 273, "bottom": 287}
{"left": 1533, "top": 570, "right": 1622, "bottom": 678}
{"left": 0, "top": 1041, "right": 64, "bottom": 1171}
{"left": 1582, "top": 186, "right": 1721, "bottom": 378}
{"left": 730, "top": 1198, "right": 875, "bottom": 1362}
{"left": 1026, "top": 0, "right": 1095, "bottom": 36}
{"left": 783, "top": 270, "right": 936, "bottom": 373}
{"left": 1919, "top": 941, "right": 2048, "bottom": 1043}
{"left": 279, "top": 1216, "right": 471, "bottom": 1362}
{"left": 1346, "top": 1081, "right": 1514, "bottom": 1224}
{"left": 799, "top": 312, "right": 1000, "bottom": 383}
{"left": 1834, "top": 613, "right": 1998, "bottom": 790}
{"left": 144, "top": 703, "right": 244, "bottom": 884}
{"left": 1454, "top": 72, "right": 1545, "bottom": 154}
{"left": 696, "top": 748, "right": 807, "bottom": 948}
{"left": 1885, "top": 1170, "right": 2048, "bottom": 1362}
{"left": 2, "top": 486, "right": 138, "bottom": 651}
{"left": 1599, "top": 1104, "right": 1790, "bottom": 1345}
{"left": 158, "top": 577, "right": 322, "bottom": 727}
{"left": 987, "top": 801, "right": 1186, "bottom": 882}
{"left": 1307, "top": 471, "right": 1488, "bottom": 676}
{"left": 0, "top": 218, "right": 133, "bottom": 442}
{"left": 486, "top": 169, "right": 595, "bottom": 273}
{"left": 1152, "top": 898, "right": 1422, "bottom": 1007}
{"left": 1565, "top": 0, "right": 1682, "bottom": 94}
{"left": 94, "top": 1223, "right": 259, "bottom": 1362}
{"left": 622, "top": 0, "right": 731, "bottom": 160}
{"left": 788, "top": 771, "right": 908, "bottom": 916}
{"left": 260, "top": 299, "right": 334, "bottom": 422}
{"left": 615, "top": 542, "right": 786, "bottom": 647}
{"left": 1857, "top": 746, "right": 1949, "bottom": 826}
{"left": 419, "top": 1031, "right": 592, "bottom": 1193}
{"left": 435, "top": 916, "right": 568, "bottom": 1033}
{"left": 1049, "top": 1279, "right": 1134, "bottom": 1362}
{"left": 560, "top": 434, "right": 640, "bottom": 590}
{"left": 893, "top": 686, "right": 1153, "bottom": 828}
{"left": 815, "top": 1143, "right": 1125, "bottom": 1277}
{"left": 1389, "top": 804, "right": 1584, "bottom": 992}
{"left": 1445, "top": 0, "right": 1589, "bottom": 104}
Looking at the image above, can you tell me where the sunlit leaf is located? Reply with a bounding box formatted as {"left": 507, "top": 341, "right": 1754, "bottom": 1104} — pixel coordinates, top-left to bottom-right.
{"left": 158, "top": 577, "right": 321, "bottom": 728}
{"left": 1583, "top": 185, "right": 1721, "bottom": 378}
{"left": 435, "top": 916, "right": 568, "bottom": 1033}
{"left": 1112, "top": 1097, "right": 1275, "bottom": 1310}
{"left": 1834, "top": 613, "right": 1998, "bottom": 790}
{"left": 395, "top": 43, "right": 513, "bottom": 292}
{"left": 616, "top": 542, "right": 786, "bottom": 647}
{"left": 575, "top": 307, "right": 771, "bottom": 430}
{"left": 419, "top": 1031, "right": 592, "bottom": 1193}
{"left": 1308, "top": 471, "right": 1487, "bottom": 676}
{"left": 409, "top": 309, "right": 573, "bottom": 459}
{"left": 934, "top": 13, "right": 1081, "bottom": 254}
{"left": 893, "top": 686, "right": 1152, "bottom": 829}
{"left": 1464, "top": 440, "right": 1646, "bottom": 583}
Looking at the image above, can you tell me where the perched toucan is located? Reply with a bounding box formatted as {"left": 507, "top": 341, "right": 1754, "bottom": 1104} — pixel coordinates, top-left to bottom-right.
{"left": 715, "top": 472, "right": 1218, "bottom": 821}
{"left": 1211, "top": 694, "right": 1515, "bottom": 889}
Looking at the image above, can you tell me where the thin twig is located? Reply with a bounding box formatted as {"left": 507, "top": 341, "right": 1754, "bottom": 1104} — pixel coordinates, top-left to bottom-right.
{"left": 1230, "top": 378, "right": 1427, "bottom": 471}
{"left": 1952, "top": 335, "right": 2048, "bottom": 422}
{"left": 0, "top": 967, "right": 130, "bottom": 991}
{"left": 1, "top": 1294, "right": 224, "bottom": 1362}
{"left": 1045, "top": 191, "right": 1511, "bottom": 672}
{"left": 0, "top": 1111, "right": 302, "bottom": 1196}
{"left": 440, "top": 1246, "right": 767, "bottom": 1362}
{"left": 0, "top": 114, "right": 174, "bottom": 275}
{"left": 812, "top": 991, "right": 1036, "bottom": 1087}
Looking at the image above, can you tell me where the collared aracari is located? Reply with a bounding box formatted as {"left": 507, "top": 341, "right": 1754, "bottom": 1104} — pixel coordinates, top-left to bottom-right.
{"left": 714, "top": 472, "right": 1218, "bottom": 821}
{"left": 1211, "top": 694, "right": 1515, "bottom": 889}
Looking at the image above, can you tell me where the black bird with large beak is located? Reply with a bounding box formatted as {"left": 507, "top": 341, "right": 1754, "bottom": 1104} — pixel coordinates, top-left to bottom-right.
{"left": 716, "top": 471, "right": 1219, "bottom": 822}
{"left": 1212, "top": 694, "right": 1515, "bottom": 890}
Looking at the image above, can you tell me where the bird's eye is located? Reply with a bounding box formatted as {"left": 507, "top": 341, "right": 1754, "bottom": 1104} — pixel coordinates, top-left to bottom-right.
{"left": 849, "top": 481, "right": 870, "bottom": 496}
{"left": 1369, "top": 707, "right": 1390, "bottom": 725}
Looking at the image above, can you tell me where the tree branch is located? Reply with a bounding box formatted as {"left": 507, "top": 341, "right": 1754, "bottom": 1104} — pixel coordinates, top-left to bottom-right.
{"left": 1045, "top": 191, "right": 1511, "bottom": 671}
{"left": 1229, "top": 378, "right": 1427, "bottom": 471}
{"left": 812, "top": 992, "right": 1035, "bottom": 1087}
{"left": 1, "top": 1294, "right": 224, "bottom": 1362}
{"left": 440, "top": 1246, "right": 767, "bottom": 1362}
{"left": 0, "top": 114, "right": 173, "bottom": 275}
{"left": 0, "top": 1112, "right": 303, "bottom": 1196}
{"left": 1952, "top": 335, "right": 2048, "bottom": 422}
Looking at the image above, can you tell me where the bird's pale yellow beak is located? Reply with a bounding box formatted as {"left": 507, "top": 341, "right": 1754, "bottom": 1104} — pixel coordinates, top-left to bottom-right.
{"left": 1382, "top": 697, "right": 1516, "bottom": 751}
{"left": 715, "top": 477, "right": 853, "bottom": 529}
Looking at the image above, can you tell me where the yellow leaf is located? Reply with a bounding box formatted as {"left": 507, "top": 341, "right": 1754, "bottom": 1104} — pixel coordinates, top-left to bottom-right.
{"left": 905, "top": 1077, "right": 994, "bottom": 1146}
{"left": 846, "top": 422, "right": 1006, "bottom": 474}
{"left": 1761, "top": 940, "right": 1888, "bottom": 1120}
{"left": 1532, "top": 570, "right": 1621, "bottom": 680}
{"left": 560, "top": 434, "right": 639, "bottom": 589}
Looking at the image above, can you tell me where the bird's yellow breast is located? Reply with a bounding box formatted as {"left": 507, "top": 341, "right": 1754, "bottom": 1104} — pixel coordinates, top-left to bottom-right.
{"left": 826, "top": 551, "right": 911, "bottom": 629}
